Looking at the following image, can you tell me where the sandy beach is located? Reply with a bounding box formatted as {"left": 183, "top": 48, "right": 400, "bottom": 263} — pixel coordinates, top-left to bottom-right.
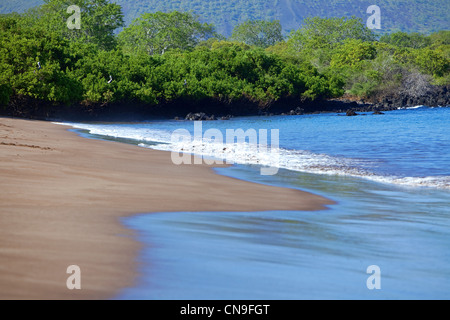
{"left": 0, "top": 117, "right": 334, "bottom": 299}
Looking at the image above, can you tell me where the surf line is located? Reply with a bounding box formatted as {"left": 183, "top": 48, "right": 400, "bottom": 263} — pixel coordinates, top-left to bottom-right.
{"left": 170, "top": 121, "right": 280, "bottom": 175}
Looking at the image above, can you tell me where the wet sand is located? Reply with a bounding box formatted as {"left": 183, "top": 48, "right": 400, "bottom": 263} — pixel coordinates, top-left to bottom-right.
{"left": 0, "top": 117, "right": 334, "bottom": 299}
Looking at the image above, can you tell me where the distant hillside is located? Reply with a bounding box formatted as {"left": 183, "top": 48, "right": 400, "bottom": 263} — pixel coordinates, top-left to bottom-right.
{"left": 1, "top": 0, "right": 449, "bottom": 36}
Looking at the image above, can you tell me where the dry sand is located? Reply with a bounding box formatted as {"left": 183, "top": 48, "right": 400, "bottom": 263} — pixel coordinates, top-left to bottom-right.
{"left": 0, "top": 117, "right": 334, "bottom": 299}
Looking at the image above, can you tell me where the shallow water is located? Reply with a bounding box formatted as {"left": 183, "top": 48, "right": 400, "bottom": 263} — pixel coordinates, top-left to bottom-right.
{"left": 59, "top": 107, "right": 450, "bottom": 299}
{"left": 117, "top": 166, "right": 450, "bottom": 299}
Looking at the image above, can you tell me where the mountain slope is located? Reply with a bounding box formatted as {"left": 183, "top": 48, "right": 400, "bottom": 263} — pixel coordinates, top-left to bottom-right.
{"left": 1, "top": 0, "right": 449, "bottom": 36}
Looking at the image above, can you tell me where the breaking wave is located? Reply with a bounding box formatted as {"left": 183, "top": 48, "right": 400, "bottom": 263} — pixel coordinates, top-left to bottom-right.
{"left": 56, "top": 122, "right": 450, "bottom": 190}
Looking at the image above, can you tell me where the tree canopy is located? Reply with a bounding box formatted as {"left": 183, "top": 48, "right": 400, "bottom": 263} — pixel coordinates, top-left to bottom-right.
{"left": 2, "top": 0, "right": 450, "bottom": 36}
{"left": 288, "top": 16, "right": 376, "bottom": 51}
{"left": 380, "top": 32, "right": 432, "bottom": 49}
{"left": 230, "top": 20, "right": 284, "bottom": 48}
{"left": 118, "top": 11, "right": 217, "bottom": 55}
{"left": 0, "top": 3, "right": 448, "bottom": 118}
{"left": 24, "top": 0, "right": 124, "bottom": 50}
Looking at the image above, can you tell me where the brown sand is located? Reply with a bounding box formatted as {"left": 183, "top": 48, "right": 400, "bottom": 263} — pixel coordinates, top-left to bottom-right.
{"left": 0, "top": 117, "right": 334, "bottom": 300}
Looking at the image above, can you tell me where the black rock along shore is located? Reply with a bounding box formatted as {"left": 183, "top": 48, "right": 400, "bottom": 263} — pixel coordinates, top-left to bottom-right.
{"left": 2, "top": 85, "right": 448, "bottom": 122}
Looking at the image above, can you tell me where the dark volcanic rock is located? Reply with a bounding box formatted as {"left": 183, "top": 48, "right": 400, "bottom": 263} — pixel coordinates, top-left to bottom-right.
{"left": 288, "top": 107, "right": 304, "bottom": 115}
{"left": 346, "top": 110, "right": 358, "bottom": 116}
{"left": 377, "top": 85, "right": 450, "bottom": 110}
{"left": 3, "top": 83, "right": 448, "bottom": 122}
{"left": 185, "top": 112, "right": 217, "bottom": 121}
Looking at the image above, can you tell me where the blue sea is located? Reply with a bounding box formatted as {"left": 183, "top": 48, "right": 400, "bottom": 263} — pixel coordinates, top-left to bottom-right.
{"left": 59, "top": 106, "right": 450, "bottom": 299}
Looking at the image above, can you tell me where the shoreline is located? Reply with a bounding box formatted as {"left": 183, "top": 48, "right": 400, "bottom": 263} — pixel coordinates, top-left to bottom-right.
{"left": 0, "top": 117, "right": 334, "bottom": 300}
{"left": 3, "top": 87, "right": 449, "bottom": 122}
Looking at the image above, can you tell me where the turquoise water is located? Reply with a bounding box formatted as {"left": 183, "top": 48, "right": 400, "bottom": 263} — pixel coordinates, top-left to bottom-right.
{"left": 60, "top": 107, "right": 450, "bottom": 299}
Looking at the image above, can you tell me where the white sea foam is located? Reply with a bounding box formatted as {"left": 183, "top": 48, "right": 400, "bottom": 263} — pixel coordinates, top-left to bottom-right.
{"left": 145, "top": 139, "right": 449, "bottom": 189}
{"left": 406, "top": 105, "right": 426, "bottom": 110}
{"left": 55, "top": 122, "right": 173, "bottom": 144}
{"left": 55, "top": 122, "right": 450, "bottom": 190}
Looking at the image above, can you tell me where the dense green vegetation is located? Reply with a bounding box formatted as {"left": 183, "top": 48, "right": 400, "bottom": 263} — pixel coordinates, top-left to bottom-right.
{"left": 0, "top": 0, "right": 448, "bottom": 118}
{"left": 2, "top": 0, "right": 449, "bottom": 36}
{"left": 119, "top": 11, "right": 217, "bottom": 55}
{"left": 230, "top": 20, "right": 284, "bottom": 48}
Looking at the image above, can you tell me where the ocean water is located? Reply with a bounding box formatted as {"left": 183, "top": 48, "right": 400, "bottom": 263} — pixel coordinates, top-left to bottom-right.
{"left": 59, "top": 106, "right": 450, "bottom": 299}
